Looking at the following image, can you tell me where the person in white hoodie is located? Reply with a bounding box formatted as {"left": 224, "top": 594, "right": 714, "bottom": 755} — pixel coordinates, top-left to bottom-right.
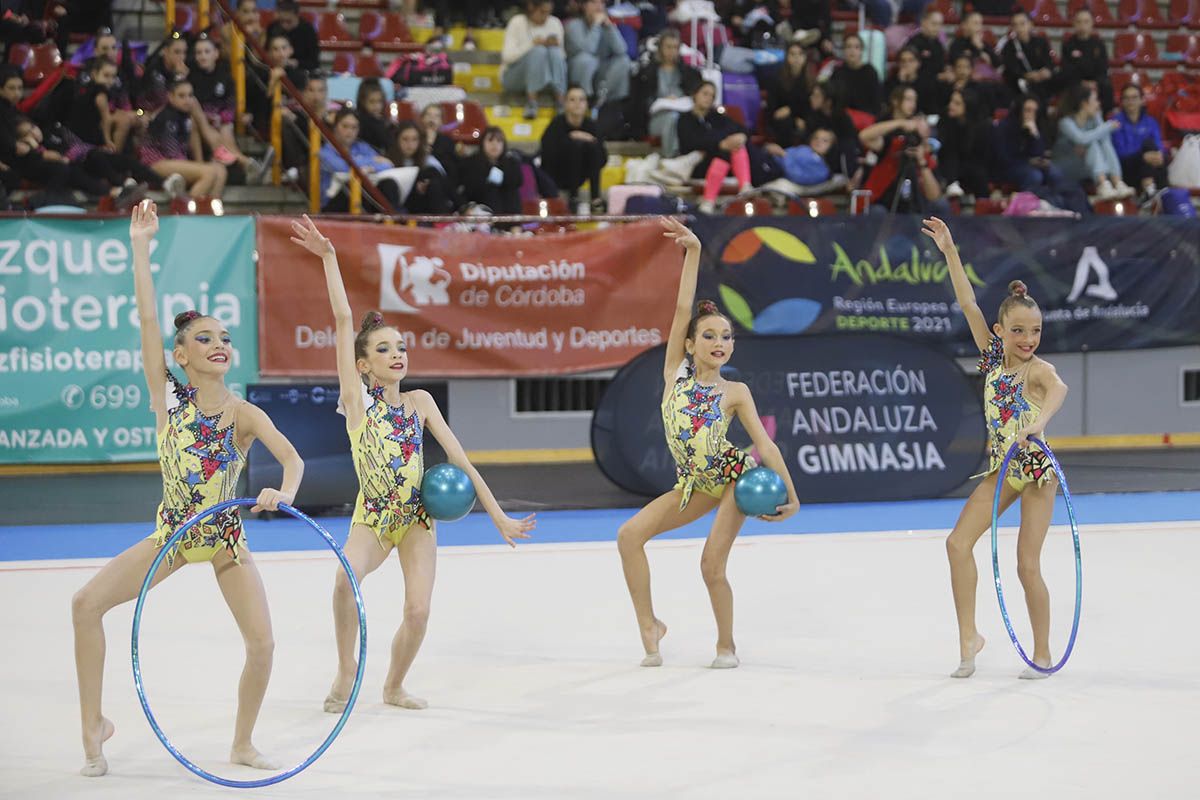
{"left": 501, "top": 0, "right": 568, "bottom": 119}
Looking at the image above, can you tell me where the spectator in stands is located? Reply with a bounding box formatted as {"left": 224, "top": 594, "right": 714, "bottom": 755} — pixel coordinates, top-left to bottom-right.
{"left": 249, "top": 33, "right": 306, "bottom": 136}
{"left": 907, "top": 6, "right": 951, "bottom": 114}
{"left": 319, "top": 107, "right": 398, "bottom": 211}
{"left": 1060, "top": 8, "right": 1112, "bottom": 116}
{"left": 884, "top": 47, "right": 921, "bottom": 110}
{"left": 1000, "top": 10, "right": 1056, "bottom": 107}
{"left": 947, "top": 10, "right": 999, "bottom": 74}
{"left": 628, "top": 28, "right": 700, "bottom": 157}
{"left": 266, "top": 0, "right": 320, "bottom": 72}
{"left": 461, "top": 125, "right": 524, "bottom": 214}
{"left": 766, "top": 41, "right": 813, "bottom": 147}
{"left": 139, "top": 31, "right": 189, "bottom": 114}
{"left": 386, "top": 120, "right": 455, "bottom": 214}
{"left": 139, "top": 78, "right": 227, "bottom": 199}
{"left": 859, "top": 86, "right": 946, "bottom": 214}
{"left": 1112, "top": 84, "right": 1169, "bottom": 201}
{"left": 565, "top": 0, "right": 631, "bottom": 108}
{"left": 831, "top": 34, "right": 881, "bottom": 119}
{"left": 778, "top": 1, "right": 834, "bottom": 57}
{"left": 51, "top": 0, "right": 112, "bottom": 51}
{"left": 677, "top": 80, "right": 781, "bottom": 214}
{"left": 937, "top": 88, "right": 990, "bottom": 200}
{"left": 941, "top": 53, "right": 991, "bottom": 116}
{"left": 91, "top": 29, "right": 143, "bottom": 152}
{"left": 191, "top": 35, "right": 270, "bottom": 183}
{"left": 354, "top": 78, "right": 392, "bottom": 154}
{"left": 994, "top": 94, "right": 1064, "bottom": 194}
{"left": 501, "top": 0, "right": 568, "bottom": 120}
{"left": 419, "top": 103, "right": 460, "bottom": 186}
{"left": 855, "top": 0, "right": 934, "bottom": 27}
{"left": 806, "top": 81, "right": 859, "bottom": 181}
{"left": 230, "top": 0, "right": 266, "bottom": 59}
{"left": 1053, "top": 83, "right": 1132, "bottom": 200}
{"left": 66, "top": 57, "right": 162, "bottom": 197}
{"left": 281, "top": 69, "right": 329, "bottom": 182}
{"left": 540, "top": 84, "right": 607, "bottom": 210}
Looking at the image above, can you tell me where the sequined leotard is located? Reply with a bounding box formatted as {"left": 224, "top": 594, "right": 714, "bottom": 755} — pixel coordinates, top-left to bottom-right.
{"left": 661, "top": 364, "right": 754, "bottom": 509}
{"left": 150, "top": 381, "right": 246, "bottom": 566}
{"left": 976, "top": 335, "right": 1053, "bottom": 491}
{"left": 349, "top": 385, "right": 431, "bottom": 546}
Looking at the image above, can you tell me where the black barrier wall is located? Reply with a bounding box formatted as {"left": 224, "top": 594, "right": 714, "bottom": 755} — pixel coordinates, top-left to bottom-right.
{"left": 691, "top": 216, "right": 1200, "bottom": 356}
{"left": 592, "top": 334, "right": 987, "bottom": 502}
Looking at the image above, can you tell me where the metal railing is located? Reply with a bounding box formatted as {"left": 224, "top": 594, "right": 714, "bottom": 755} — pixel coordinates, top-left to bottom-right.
{"left": 165, "top": 0, "right": 396, "bottom": 214}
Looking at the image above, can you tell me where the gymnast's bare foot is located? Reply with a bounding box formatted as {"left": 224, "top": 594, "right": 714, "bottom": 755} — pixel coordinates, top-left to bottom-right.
{"left": 231, "top": 743, "right": 280, "bottom": 770}
{"left": 952, "top": 634, "right": 986, "bottom": 678}
{"left": 323, "top": 666, "right": 357, "bottom": 713}
{"left": 80, "top": 716, "right": 114, "bottom": 777}
{"left": 383, "top": 686, "right": 428, "bottom": 709}
{"left": 640, "top": 618, "right": 668, "bottom": 667}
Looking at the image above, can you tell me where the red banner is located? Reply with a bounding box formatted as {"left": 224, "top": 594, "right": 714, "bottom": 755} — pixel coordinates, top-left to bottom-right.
{"left": 256, "top": 217, "right": 682, "bottom": 377}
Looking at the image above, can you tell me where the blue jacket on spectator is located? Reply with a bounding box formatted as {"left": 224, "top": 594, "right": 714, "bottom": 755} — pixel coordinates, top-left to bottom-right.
{"left": 1111, "top": 110, "right": 1165, "bottom": 160}
{"left": 319, "top": 141, "right": 392, "bottom": 205}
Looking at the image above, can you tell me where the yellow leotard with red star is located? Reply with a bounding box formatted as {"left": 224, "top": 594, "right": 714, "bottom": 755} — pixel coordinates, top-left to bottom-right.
{"left": 661, "top": 364, "right": 754, "bottom": 509}
{"left": 349, "top": 385, "right": 431, "bottom": 547}
{"left": 977, "top": 335, "right": 1053, "bottom": 491}
{"left": 149, "top": 381, "right": 246, "bottom": 566}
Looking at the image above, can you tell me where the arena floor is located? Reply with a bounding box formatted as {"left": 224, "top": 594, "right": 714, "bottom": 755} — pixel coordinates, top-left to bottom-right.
{"left": 1, "top": 488, "right": 1197, "bottom": 799}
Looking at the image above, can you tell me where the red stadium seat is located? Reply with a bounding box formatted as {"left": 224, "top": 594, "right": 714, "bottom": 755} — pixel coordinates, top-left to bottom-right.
{"left": 725, "top": 196, "right": 774, "bottom": 216}
{"left": 330, "top": 51, "right": 356, "bottom": 74}
{"left": 1066, "top": 0, "right": 1122, "bottom": 28}
{"left": 11, "top": 42, "right": 62, "bottom": 86}
{"left": 928, "top": 0, "right": 960, "bottom": 24}
{"left": 391, "top": 100, "right": 417, "bottom": 123}
{"left": 1117, "top": 0, "right": 1173, "bottom": 28}
{"left": 357, "top": 11, "right": 420, "bottom": 52}
{"left": 974, "top": 197, "right": 1006, "bottom": 215}
{"left": 353, "top": 51, "right": 384, "bottom": 78}
{"left": 1023, "top": 0, "right": 1068, "bottom": 27}
{"left": 1093, "top": 198, "right": 1135, "bottom": 216}
{"left": 305, "top": 11, "right": 360, "bottom": 51}
{"left": 1165, "top": 34, "right": 1200, "bottom": 67}
{"left": 787, "top": 197, "right": 838, "bottom": 217}
{"left": 1170, "top": 0, "right": 1200, "bottom": 29}
{"left": 438, "top": 100, "right": 488, "bottom": 144}
{"left": 172, "top": 4, "right": 199, "bottom": 34}
{"left": 1113, "top": 33, "right": 1165, "bottom": 68}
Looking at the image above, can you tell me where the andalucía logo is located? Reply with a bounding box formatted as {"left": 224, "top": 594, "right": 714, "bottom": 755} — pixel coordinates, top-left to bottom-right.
{"left": 719, "top": 226, "right": 822, "bottom": 334}
{"left": 378, "top": 243, "right": 452, "bottom": 313}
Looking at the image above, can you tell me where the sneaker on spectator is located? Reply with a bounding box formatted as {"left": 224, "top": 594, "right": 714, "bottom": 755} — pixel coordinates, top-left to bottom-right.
{"left": 945, "top": 181, "right": 964, "bottom": 198}
{"left": 1096, "top": 179, "right": 1117, "bottom": 200}
{"left": 698, "top": 199, "right": 716, "bottom": 214}
{"left": 114, "top": 182, "right": 149, "bottom": 211}
{"left": 164, "top": 173, "right": 187, "bottom": 198}
{"left": 1113, "top": 180, "right": 1135, "bottom": 199}
{"left": 463, "top": 34, "right": 477, "bottom": 50}
{"left": 248, "top": 146, "right": 275, "bottom": 184}
{"left": 793, "top": 28, "right": 821, "bottom": 47}
{"left": 523, "top": 100, "right": 539, "bottom": 120}
{"left": 283, "top": 166, "right": 300, "bottom": 183}
{"left": 590, "top": 197, "right": 606, "bottom": 215}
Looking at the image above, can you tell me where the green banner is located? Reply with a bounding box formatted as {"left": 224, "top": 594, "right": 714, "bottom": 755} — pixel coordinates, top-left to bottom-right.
{"left": 0, "top": 216, "right": 258, "bottom": 464}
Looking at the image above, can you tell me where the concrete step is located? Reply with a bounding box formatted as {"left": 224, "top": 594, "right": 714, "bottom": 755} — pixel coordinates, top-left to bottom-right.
{"left": 221, "top": 183, "right": 308, "bottom": 212}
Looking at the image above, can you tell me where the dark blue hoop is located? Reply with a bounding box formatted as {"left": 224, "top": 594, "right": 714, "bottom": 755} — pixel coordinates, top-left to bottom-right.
{"left": 990, "top": 437, "right": 1082, "bottom": 675}
{"left": 131, "top": 498, "right": 367, "bottom": 788}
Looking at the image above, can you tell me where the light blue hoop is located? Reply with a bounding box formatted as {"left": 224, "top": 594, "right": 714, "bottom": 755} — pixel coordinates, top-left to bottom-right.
{"left": 990, "top": 437, "right": 1082, "bottom": 675}
{"left": 131, "top": 498, "right": 366, "bottom": 788}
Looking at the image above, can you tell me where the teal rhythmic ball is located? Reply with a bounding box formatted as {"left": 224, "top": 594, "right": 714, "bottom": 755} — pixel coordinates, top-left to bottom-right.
{"left": 421, "top": 463, "right": 476, "bottom": 522}
{"left": 734, "top": 467, "right": 787, "bottom": 517}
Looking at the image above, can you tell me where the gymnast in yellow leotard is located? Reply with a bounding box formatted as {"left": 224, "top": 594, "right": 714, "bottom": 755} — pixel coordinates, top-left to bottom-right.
{"left": 924, "top": 217, "right": 1069, "bottom": 681}
{"left": 617, "top": 217, "right": 799, "bottom": 670}
{"left": 71, "top": 201, "right": 304, "bottom": 778}
{"left": 289, "top": 216, "right": 535, "bottom": 713}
